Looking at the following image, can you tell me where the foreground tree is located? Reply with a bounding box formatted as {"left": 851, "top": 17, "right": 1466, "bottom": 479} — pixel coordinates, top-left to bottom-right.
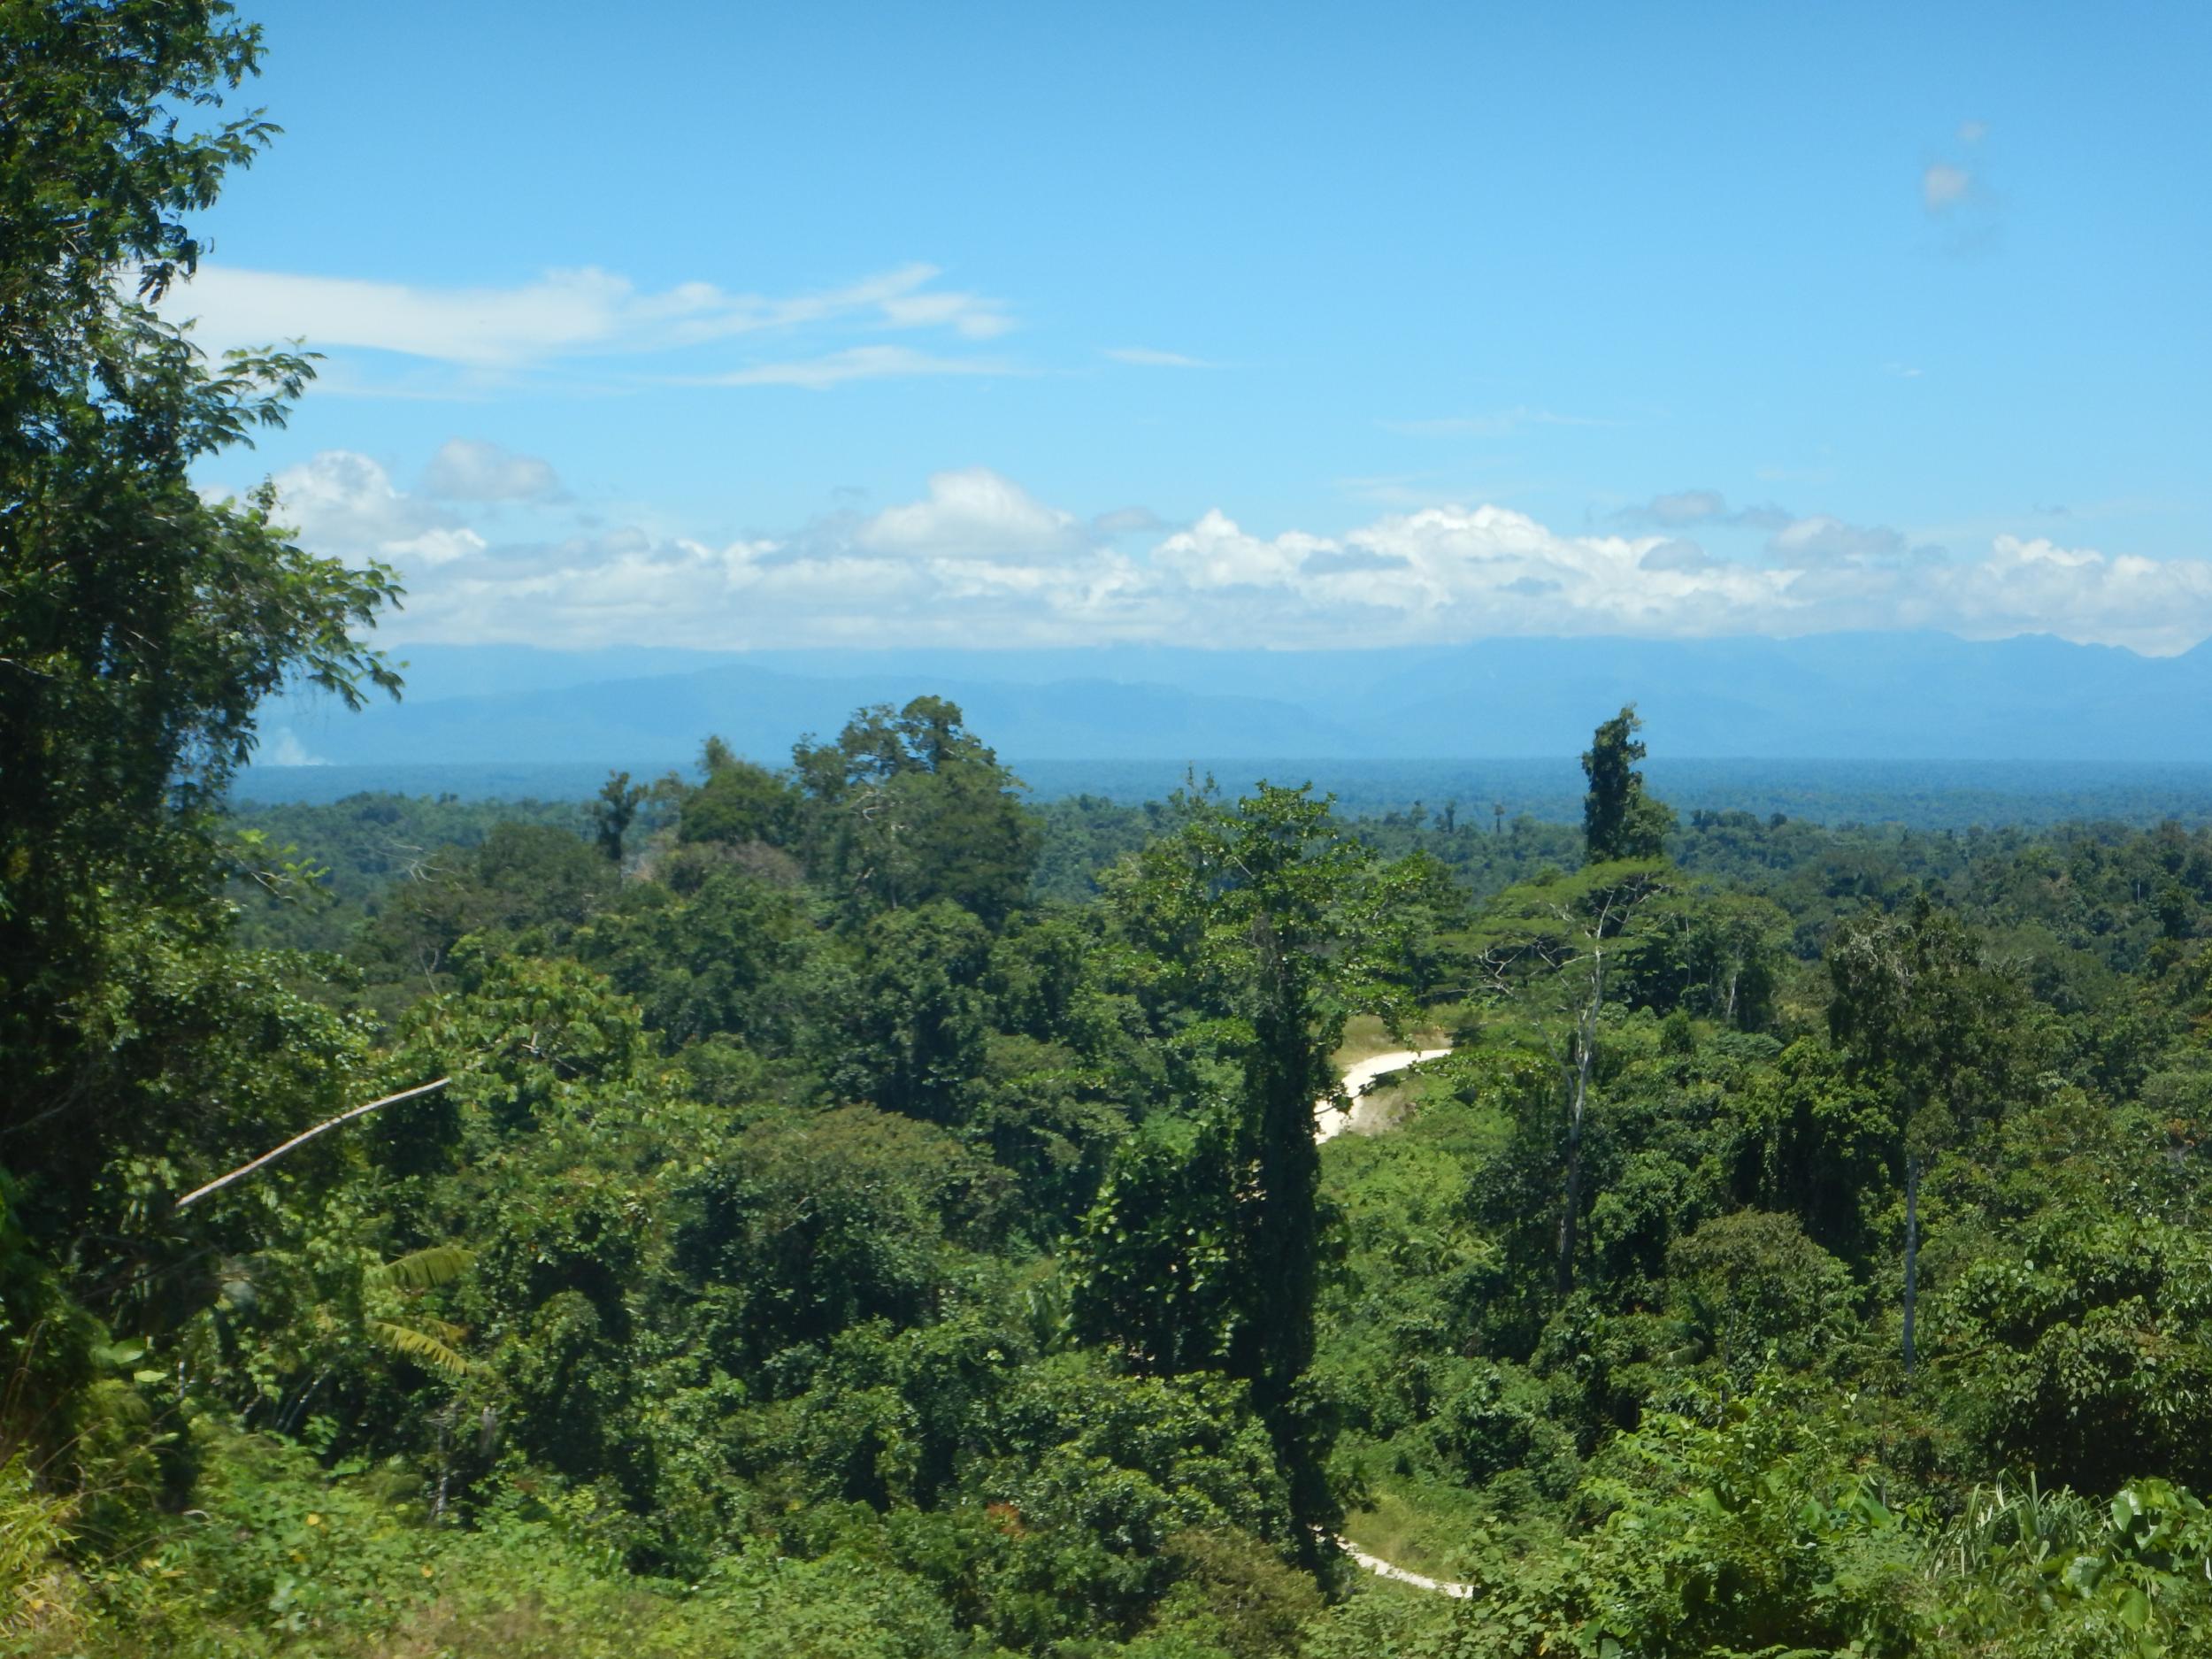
{"left": 0, "top": 0, "right": 397, "bottom": 1404}
{"left": 1075, "top": 783, "right": 1421, "bottom": 1559}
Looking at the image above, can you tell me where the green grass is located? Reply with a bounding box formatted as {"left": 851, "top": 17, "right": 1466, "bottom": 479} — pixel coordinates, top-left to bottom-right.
{"left": 1340, "top": 1471, "right": 1486, "bottom": 1579}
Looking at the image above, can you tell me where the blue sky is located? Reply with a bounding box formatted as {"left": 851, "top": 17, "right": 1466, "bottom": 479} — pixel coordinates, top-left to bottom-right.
{"left": 178, "top": 2, "right": 2212, "bottom": 653}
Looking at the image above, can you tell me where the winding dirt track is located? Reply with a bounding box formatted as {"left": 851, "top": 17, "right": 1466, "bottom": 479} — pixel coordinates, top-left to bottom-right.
{"left": 1315, "top": 1047, "right": 1476, "bottom": 1598}
{"left": 1313, "top": 1048, "right": 1454, "bottom": 1143}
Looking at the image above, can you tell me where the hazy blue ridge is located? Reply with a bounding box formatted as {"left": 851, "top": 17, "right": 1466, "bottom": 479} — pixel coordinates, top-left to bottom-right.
{"left": 265, "top": 634, "right": 2210, "bottom": 777}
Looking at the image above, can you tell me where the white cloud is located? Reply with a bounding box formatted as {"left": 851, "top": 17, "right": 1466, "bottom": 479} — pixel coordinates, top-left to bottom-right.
{"left": 1385, "top": 408, "right": 1615, "bottom": 439}
{"left": 1103, "top": 347, "right": 1215, "bottom": 368}
{"left": 158, "top": 261, "right": 1014, "bottom": 381}
{"left": 422, "top": 437, "right": 565, "bottom": 502}
{"left": 1767, "top": 514, "right": 1909, "bottom": 565}
{"left": 266, "top": 449, "right": 486, "bottom": 567}
{"left": 699, "top": 346, "right": 1011, "bottom": 389}
{"left": 855, "top": 468, "right": 1086, "bottom": 563}
{"left": 1925, "top": 535, "right": 2212, "bottom": 655}
{"left": 1154, "top": 510, "right": 1336, "bottom": 590}
{"left": 1612, "top": 488, "right": 1728, "bottom": 528}
{"left": 1923, "top": 161, "right": 1972, "bottom": 211}
{"left": 1640, "top": 539, "right": 1715, "bottom": 572}
{"left": 270, "top": 452, "right": 2212, "bottom": 656}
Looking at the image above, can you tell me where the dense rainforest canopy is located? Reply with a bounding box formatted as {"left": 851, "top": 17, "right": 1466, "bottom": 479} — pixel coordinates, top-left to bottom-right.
{"left": 11, "top": 6, "right": 2212, "bottom": 1657}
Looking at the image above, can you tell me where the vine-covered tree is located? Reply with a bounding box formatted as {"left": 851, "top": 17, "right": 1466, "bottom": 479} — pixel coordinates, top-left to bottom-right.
{"left": 1581, "top": 704, "right": 1673, "bottom": 863}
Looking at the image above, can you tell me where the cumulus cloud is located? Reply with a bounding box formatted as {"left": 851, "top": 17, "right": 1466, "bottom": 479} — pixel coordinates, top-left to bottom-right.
{"left": 1150, "top": 511, "right": 1316, "bottom": 590}
{"left": 854, "top": 468, "right": 1087, "bottom": 563}
{"left": 422, "top": 438, "right": 565, "bottom": 503}
{"left": 271, "top": 453, "right": 2212, "bottom": 657}
{"left": 1612, "top": 488, "right": 1727, "bottom": 528}
{"left": 266, "top": 450, "right": 486, "bottom": 567}
{"left": 1921, "top": 125, "right": 2003, "bottom": 254}
{"left": 1094, "top": 506, "right": 1170, "bottom": 537}
{"left": 1640, "top": 539, "right": 1715, "bottom": 572}
{"left": 1768, "top": 514, "right": 1910, "bottom": 565}
{"left": 264, "top": 729, "right": 328, "bottom": 766}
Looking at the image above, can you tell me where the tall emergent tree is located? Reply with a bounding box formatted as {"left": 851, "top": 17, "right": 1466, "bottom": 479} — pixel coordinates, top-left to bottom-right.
{"left": 591, "top": 770, "right": 646, "bottom": 863}
{"left": 1, "top": 2, "right": 397, "bottom": 1254}
{"left": 1582, "top": 703, "right": 1673, "bottom": 862}
{"left": 1463, "top": 710, "right": 1680, "bottom": 1295}
{"left": 1075, "top": 783, "right": 1421, "bottom": 1559}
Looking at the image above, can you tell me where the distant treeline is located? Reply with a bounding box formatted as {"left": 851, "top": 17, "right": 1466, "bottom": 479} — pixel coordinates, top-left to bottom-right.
{"left": 232, "top": 780, "right": 2210, "bottom": 959}
{"left": 234, "top": 755, "right": 2212, "bottom": 831}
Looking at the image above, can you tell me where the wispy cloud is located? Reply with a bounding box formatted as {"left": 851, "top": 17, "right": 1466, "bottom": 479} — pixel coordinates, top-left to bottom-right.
{"left": 422, "top": 437, "right": 566, "bottom": 503}
{"left": 1921, "top": 121, "right": 2003, "bottom": 255}
{"left": 694, "top": 346, "right": 1016, "bottom": 390}
{"left": 1103, "top": 347, "right": 1217, "bottom": 368}
{"left": 159, "top": 261, "right": 1018, "bottom": 392}
{"left": 1383, "top": 407, "right": 1617, "bottom": 439}
{"left": 1609, "top": 489, "right": 1790, "bottom": 533}
{"left": 1923, "top": 162, "right": 1973, "bottom": 211}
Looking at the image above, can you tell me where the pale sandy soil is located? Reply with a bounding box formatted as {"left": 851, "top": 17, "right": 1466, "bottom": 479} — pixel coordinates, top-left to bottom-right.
{"left": 1317, "top": 1047, "right": 1477, "bottom": 1596}
{"left": 1313, "top": 1048, "right": 1454, "bottom": 1144}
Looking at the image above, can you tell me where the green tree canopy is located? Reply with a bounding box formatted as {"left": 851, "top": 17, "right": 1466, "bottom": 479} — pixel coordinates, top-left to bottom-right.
{"left": 1, "top": 0, "right": 399, "bottom": 1246}
{"left": 791, "top": 697, "right": 1041, "bottom": 926}
{"left": 1582, "top": 704, "right": 1673, "bottom": 863}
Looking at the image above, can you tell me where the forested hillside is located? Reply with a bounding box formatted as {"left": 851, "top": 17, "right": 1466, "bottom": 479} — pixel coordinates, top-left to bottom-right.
{"left": 12, "top": 8, "right": 2212, "bottom": 1658}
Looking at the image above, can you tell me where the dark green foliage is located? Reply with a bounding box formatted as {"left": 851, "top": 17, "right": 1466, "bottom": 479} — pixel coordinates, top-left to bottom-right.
{"left": 0, "top": 0, "right": 398, "bottom": 1273}
{"left": 1581, "top": 706, "right": 1674, "bottom": 864}
{"left": 823, "top": 902, "right": 994, "bottom": 1124}
{"left": 678, "top": 749, "right": 803, "bottom": 849}
{"left": 590, "top": 770, "right": 646, "bottom": 864}
{"left": 18, "top": 7, "right": 2212, "bottom": 1654}
{"left": 792, "top": 696, "right": 1042, "bottom": 926}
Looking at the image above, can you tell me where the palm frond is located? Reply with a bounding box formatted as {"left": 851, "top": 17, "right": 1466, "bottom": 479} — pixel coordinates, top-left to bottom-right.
{"left": 369, "top": 1319, "right": 482, "bottom": 1379}
{"left": 373, "top": 1244, "right": 475, "bottom": 1292}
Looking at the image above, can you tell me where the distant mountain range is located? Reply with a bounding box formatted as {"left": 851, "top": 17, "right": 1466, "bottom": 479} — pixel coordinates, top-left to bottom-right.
{"left": 260, "top": 633, "right": 2207, "bottom": 772}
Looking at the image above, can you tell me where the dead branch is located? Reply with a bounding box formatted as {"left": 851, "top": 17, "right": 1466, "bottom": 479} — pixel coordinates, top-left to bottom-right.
{"left": 172, "top": 1078, "right": 451, "bottom": 1211}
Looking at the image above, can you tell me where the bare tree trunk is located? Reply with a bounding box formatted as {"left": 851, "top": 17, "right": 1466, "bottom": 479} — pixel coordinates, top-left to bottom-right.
{"left": 1557, "top": 948, "right": 1602, "bottom": 1296}
{"left": 434, "top": 1404, "right": 453, "bottom": 1523}
{"left": 1902, "top": 1151, "right": 1921, "bottom": 1377}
